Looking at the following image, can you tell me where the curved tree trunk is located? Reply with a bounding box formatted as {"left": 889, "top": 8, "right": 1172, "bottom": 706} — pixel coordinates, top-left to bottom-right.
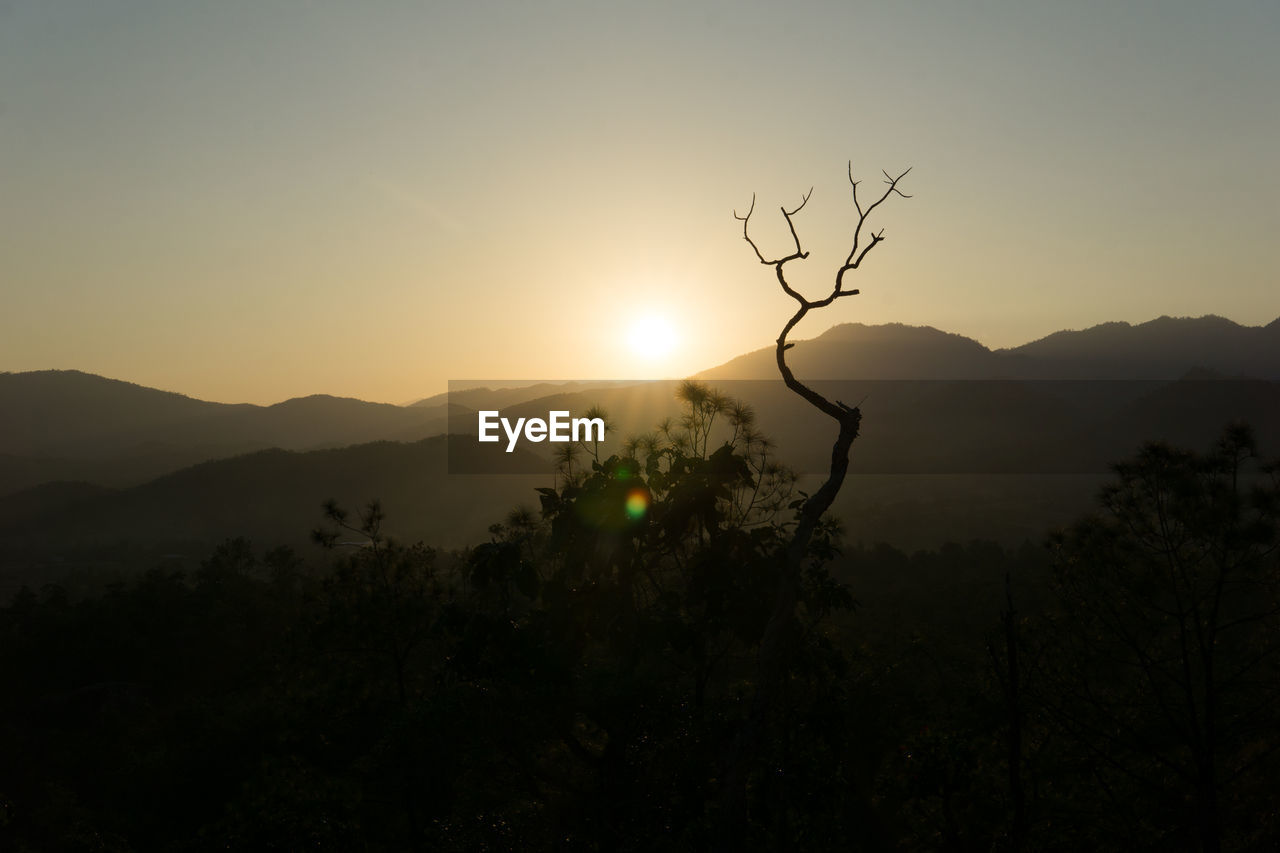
{"left": 716, "top": 164, "right": 910, "bottom": 849}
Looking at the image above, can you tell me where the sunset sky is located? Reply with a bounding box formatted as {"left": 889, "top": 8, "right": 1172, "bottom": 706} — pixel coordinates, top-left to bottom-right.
{"left": 3, "top": 1, "right": 1277, "bottom": 404}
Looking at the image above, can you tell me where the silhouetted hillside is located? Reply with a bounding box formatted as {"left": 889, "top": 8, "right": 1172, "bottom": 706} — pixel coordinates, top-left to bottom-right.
{"left": 0, "top": 370, "right": 246, "bottom": 453}
{"left": 0, "top": 371, "right": 449, "bottom": 494}
{"left": 446, "top": 374, "right": 1280, "bottom": 477}
{"left": 410, "top": 381, "right": 627, "bottom": 409}
{"left": 6, "top": 316, "right": 1278, "bottom": 561}
{"left": 1095, "top": 370, "right": 1280, "bottom": 451}
{"left": 7, "top": 378, "right": 1278, "bottom": 592}
{"left": 0, "top": 480, "right": 116, "bottom": 528}
{"left": 0, "top": 436, "right": 548, "bottom": 570}
{"left": 699, "top": 315, "right": 1280, "bottom": 380}
{"left": 700, "top": 323, "right": 1001, "bottom": 379}
{"left": 1000, "top": 315, "right": 1280, "bottom": 378}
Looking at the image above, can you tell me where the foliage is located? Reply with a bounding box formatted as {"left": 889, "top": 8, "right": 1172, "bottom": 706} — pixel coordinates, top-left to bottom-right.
{"left": 1037, "top": 423, "right": 1280, "bottom": 852}
{"left": 5, "top": 413, "right": 1279, "bottom": 850}
{"left": 458, "top": 381, "right": 854, "bottom": 849}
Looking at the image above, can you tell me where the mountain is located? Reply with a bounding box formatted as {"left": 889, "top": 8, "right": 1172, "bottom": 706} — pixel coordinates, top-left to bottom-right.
{"left": 409, "top": 381, "right": 629, "bottom": 410}
{"left": 1094, "top": 371, "right": 1280, "bottom": 451}
{"left": 699, "top": 315, "right": 1280, "bottom": 381}
{"left": 5, "top": 367, "right": 1280, "bottom": 591}
{"left": 0, "top": 370, "right": 247, "bottom": 454}
{"left": 998, "top": 315, "right": 1280, "bottom": 379}
{"left": 0, "top": 435, "right": 548, "bottom": 571}
{"left": 4, "top": 314, "right": 1278, "bottom": 575}
{"left": 699, "top": 323, "right": 1001, "bottom": 379}
{"left": 0, "top": 371, "right": 450, "bottom": 494}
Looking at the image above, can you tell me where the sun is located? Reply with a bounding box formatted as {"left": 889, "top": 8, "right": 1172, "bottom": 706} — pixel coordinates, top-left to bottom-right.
{"left": 627, "top": 314, "right": 678, "bottom": 361}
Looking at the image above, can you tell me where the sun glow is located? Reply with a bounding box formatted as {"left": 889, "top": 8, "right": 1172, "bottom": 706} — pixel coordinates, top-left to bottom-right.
{"left": 626, "top": 314, "right": 678, "bottom": 361}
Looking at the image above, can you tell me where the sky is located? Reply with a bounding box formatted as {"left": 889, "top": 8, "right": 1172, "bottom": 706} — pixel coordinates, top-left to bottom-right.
{"left": 2, "top": 0, "right": 1277, "bottom": 404}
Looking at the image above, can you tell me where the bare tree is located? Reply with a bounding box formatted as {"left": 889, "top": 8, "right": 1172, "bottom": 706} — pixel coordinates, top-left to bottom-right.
{"left": 718, "top": 162, "right": 911, "bottom": 844}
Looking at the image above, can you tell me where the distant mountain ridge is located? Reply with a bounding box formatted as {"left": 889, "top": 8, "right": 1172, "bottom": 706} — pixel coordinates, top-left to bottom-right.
{"left": 7, "top": 374, "right": 1278, "bottom": 577}
{"left": 999, "top": 315, "right": 1280, "bottom": 379}
{"left": 0, "top": 436, "right": 547, "bottom": 572}
{"left": 700, "top": 315, "right": 1280, "bottom": 380}
{"left": 4, "top": 314, "right": 1277, "bottom": 497}
{"left": 0, "top": 370, "right": 449, "bottom": 493}
{"left": 3, "top": 316, "right": 1280, "bottom": 574}
{"left": 0, "top": 370, "right": 248, "bottom": 452}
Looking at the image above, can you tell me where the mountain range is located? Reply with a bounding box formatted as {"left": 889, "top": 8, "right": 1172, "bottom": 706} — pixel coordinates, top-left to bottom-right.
{"left": 2, "top": 314, "right": 1277, "bottom": 584}
{"left": 699, "top": 315, "right": 1280, "bottom": 380}
{"left": 0, "top": 370, "right": 450, "bottom": 493}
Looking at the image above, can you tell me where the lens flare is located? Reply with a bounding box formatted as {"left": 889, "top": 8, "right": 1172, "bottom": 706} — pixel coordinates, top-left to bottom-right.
{"left": 624, "top": 487, "right": 649, "bottom": 520}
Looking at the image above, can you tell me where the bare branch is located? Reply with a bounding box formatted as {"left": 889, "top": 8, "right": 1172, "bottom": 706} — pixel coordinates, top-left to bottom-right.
{"left": 780, "top": 187, "right": 813, "bottom": 256}
{"left": 733, "top": 163, "right": 910, "bottom": 426}
{"left": 733, "top": 194, "right": 767, "bottom": 264}
{"left": 848, "top": 160, "right": 864, "bottom": 217}
{"left": 734, "top": 186, "right": 814, "bottom": 309}
{"left": 882, "top": 167, "right": 914, "bottom": 197}
{"left": 742, "top": 162, "right": 912, "bottom": 327}
{"left": 846, "top": 167, "right": 910, "bottom": 270}
{"left": 783, "top": 187, "right": 813, "bottom": 217}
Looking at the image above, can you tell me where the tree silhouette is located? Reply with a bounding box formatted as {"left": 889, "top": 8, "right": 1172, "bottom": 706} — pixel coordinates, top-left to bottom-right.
{"left": 719, "top": 162, "right": 911, "bottom": 842}
{"left": 311, "top": 500, "right": 446, "bottom": 848}
{"left": 1042, "top": 424, "right": 1280, "bottom": 852}
{"left": 443, "top": 382, "right": 856, "bottom": 849}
